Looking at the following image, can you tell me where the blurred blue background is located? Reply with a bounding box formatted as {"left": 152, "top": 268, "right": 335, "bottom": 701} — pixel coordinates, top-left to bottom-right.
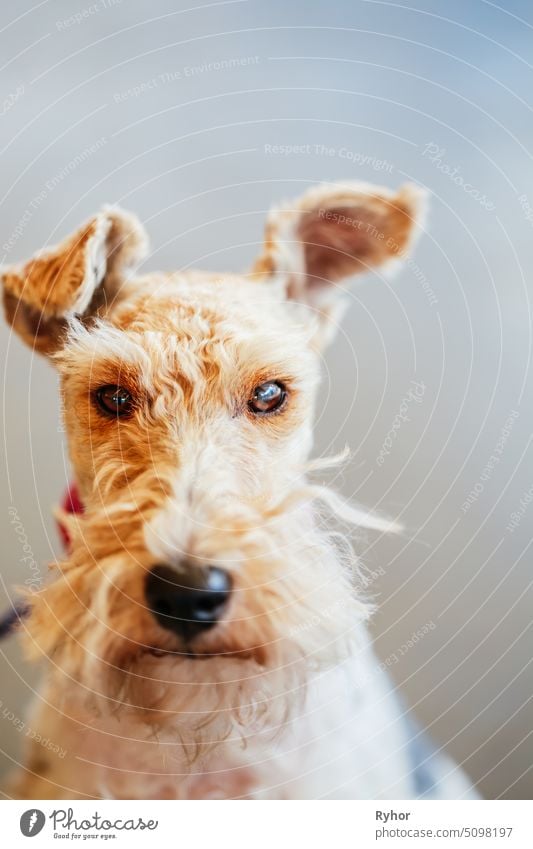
{"left": 0, "top": 0, "right": 532, "bottom": 798}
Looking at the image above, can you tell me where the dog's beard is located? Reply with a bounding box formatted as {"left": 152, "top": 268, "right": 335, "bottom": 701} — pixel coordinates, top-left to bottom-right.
{"left": 23, "top": 476, "right": 385, "bottom": 754}
{"left": 80, "top": 535, "right": 364, "bottom": 751}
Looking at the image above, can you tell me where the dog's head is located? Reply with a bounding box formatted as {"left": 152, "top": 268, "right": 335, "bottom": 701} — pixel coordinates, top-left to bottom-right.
{"left": 2, "top": 182, "right": 425, "bottom": 729}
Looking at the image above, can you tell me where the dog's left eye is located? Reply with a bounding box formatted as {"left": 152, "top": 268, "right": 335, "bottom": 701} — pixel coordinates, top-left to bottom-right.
{"left": 248, "top": 381, "right": 286, "bottom": 414}
{"left": 95, "top": 385, "right": 133, "bottom": 417}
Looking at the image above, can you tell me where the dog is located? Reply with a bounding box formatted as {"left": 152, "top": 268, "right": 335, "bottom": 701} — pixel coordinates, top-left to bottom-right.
{"left": 1, "top": 181, "right": 477, "bottom": 799}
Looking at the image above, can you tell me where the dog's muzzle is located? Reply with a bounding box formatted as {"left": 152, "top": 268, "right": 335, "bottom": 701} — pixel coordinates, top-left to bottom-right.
{"left": 145, "top": 564, "right": 232, "bottom": 640}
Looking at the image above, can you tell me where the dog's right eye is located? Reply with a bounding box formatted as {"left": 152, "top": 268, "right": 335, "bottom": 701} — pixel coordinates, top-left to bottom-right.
{"left": 95, "top": 385, "right": 133, "bottom": 417}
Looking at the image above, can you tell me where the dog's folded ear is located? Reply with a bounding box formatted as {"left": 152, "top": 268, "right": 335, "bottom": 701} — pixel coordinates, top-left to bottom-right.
{"left": 1, "top": 206, "right": 148, "bottom": 355}
{"left": 251, "top": 181, "right": 427, "bottom": 345}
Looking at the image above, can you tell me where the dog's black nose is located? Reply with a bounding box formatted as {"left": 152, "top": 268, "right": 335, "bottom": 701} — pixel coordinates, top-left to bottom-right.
{"left": 145, "top": 564, "right": 232, "bottom": 640}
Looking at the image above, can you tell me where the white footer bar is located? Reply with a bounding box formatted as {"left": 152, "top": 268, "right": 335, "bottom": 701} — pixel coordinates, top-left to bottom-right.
{"left": 2, "top": 799, "right": 531, "bottom": 848}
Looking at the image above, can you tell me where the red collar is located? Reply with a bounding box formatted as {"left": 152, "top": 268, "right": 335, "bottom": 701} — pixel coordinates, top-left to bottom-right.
{"left": 57, "top": 482, "right": 84, "bottom": 549}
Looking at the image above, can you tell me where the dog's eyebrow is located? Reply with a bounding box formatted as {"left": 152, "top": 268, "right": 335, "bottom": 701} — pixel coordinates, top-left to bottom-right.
{"left": 57, "top": 321, "right": 152, "bottom": 376}
{"left": 84, "top": 358, "right": 143, "bottom": 388}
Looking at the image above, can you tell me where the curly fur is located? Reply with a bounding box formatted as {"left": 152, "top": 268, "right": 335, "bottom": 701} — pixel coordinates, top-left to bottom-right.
{"left": 0, "top": 181, "right": 476, "bottom": 801}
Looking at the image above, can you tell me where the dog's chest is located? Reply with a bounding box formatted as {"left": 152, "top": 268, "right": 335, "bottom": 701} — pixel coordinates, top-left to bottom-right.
{"left": 71, "top": 653, "right": 414, "bottom": 800}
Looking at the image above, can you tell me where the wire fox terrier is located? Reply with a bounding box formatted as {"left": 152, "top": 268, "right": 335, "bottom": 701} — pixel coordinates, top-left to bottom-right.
{"left": 1, "top": 180, "right": 477, "bottom": 799}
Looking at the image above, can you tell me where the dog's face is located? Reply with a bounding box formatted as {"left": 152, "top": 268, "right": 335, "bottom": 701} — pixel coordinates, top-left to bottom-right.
{"left": 2, "top": 182, "right": 424, "bottom": 726}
